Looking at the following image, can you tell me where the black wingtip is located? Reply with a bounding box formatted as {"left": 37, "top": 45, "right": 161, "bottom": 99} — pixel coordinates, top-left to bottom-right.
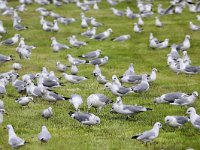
{"left": 64, "top": 97, "right": 70, "bottom": 100}
{"left": 146, "top": 108, "right": 152, "bottom": 111}
{"left": 68, "top": 111, "right": 74, "bottom": 116}
{"left": 131, "top": 135, "right": 138, "bottom": 139}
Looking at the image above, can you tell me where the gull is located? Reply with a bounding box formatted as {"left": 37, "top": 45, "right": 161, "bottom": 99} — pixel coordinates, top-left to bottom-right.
{"left": 52, "top": 0, "right": 62, "bottom": 6}
{"left": 122, "top": 63, "right": 135, "bottom": 77}
{"left": 41, "top": 90, "right": 68, "bottom": 102}
{"left": 132, "top": 74, "right": 149, "bottom": 93}
{"left": 186, "top": 107, "right": 200, "bottom": 129}
{"left": 187, "top": 2, "right": 200, "bottom": 13}
{"left": 92, "top": 65, "right": 101, "bottom": 76}
{"left": 149, "top": 33, "right": 160, "bottom": 48}
{"left": 175, "top": 4, "right": 184, "bottom": 14}
{"left": 49, "top": 11, "right": 61, "bottom": 19}
{"left": 71, "top": 64, "right": 78, "bottom": 75}
{"left": 81, "top": 27, "right": 96, "bottom": 38}
{"left": 26, "top": 82, "right": 42, "bottom": 97}
{"left": 42, "top": 22, "right": 52, "bottom": 32}
{"left": 78, "top": 49, "right": 101, "bottom": 59}
{"left": 91, "top": 28, "right": 113, "bottom": 40}
{"left": 170, "top": 44, "right": 180, "bottom": 60}
{"left": 57, "top": 17, "right": 76, "bottom": 25}
{"left": 189, "top": 21, "right": 200, "bottom": 31}
{"left": 13, "top": 18, "right": 28, "bottom": 31}
{"left": 15, "top": 96, "right": 34, "bottom": 106}
{"left": 68, "top": 94, "right": 83, "bottom": 111}
{"left": 132, "top": 122, "right": 162, "bottom": 142}
{"left": 12, "top": 63, "right": 22, "bottom": 70}
{"left": 170, "top": 91, "right": 198, "bottom": 106}
{"left": 38, "top": 126, "right": 51, "bottom": 143}
{"left": 56, "top": 61, "right": 69, "bottom": 72}
{"left": 0, "top": 54, "right": 13, "bottom": 63}
{"left": 197, "top": 15, "right": 200, "bottom": 21}
{"left": 22, "top": 74, "right": 36, "bottom": 82}
{"left": 0, "top": 20, "right": 7, "bottom": 34}
{"left": 0, "top": 109, "right": 6, "bottom": 124}
{"left": 138, "top": 15, "right": 144, "bottom": 26}
{"left": 36, "top": 8, "right": 50, "bottom": 17}
{"left": 67, "top": 36, "right": 87, "bottom": 48}
{"left": 16, "top": 45, "right": 32, "bottom": 59}
{"left": 91, "top": 17, "right": 102, "bottom": 27}
{"left": 154, "top": 92, "right": 188, "bottom": 104}
{"left": 96, "top": 73, "right": 107, "bottom": 84}
{"left": 42, "top": 107, "right": 53, "bottom": 120}
{"left": 40, "top": 16, "right": 53, "bottom": 26}
{"left": 165, "top": 116, "right": 190, "bottom": 128}
{"left": 121, "top": 74, "right": 142, "bottom": 84}
{"left": 80, "top": 12, "right": 92, "bottom": 24}
{"left": 93, "top": 2, "right": 99, "bottom": 10}
{"left": 18, "top": 38, "right": 36, "bottom": 51}
{"left": 51, "top": 20, "right": 59, "bottom": 32}
{"left": 62, "top": 73, "right": 88, "bottom": 84}
{"left": 0, "top": 34, "right": 20, "bottom": 46}
{"left": 112, "top": 75, "right": 122, "bottom": 86}
{"left": 155, "top": 16, "right": 164, "bottom": 27}
{"left": 87, "top": 94, "right": 113, "bottom": 112}
{"left": 10, "top": 73, "right": 26, "bottom": 94}
{"left": 176, "top": 35, "right": 191, "bottom": 51}
{"left": 88, "top": 56, "right": 109, "bottom": 66}
{"left": 81, "top": 17, "right": 88, "bottom": 28}
{"left": 182, "top": 51, "right": 191, "bottom": 66}
{"left": 147, "top": 68, "right": 158, "bottom": 82}
{"left": 7, "top": 124, "right": 27, "bottom": 149}
{"left": 111, "top": 34, "right": 131, "bottom": 42}
{"left": 66, "top": 54, "right": 86, "bottom": 65}
{"left": 156, "top": 39, "right": 169, "bottom": 49}
{"left": 110, "top": 97, "right": 152, "bottom": 118}
{"left": 126, "top": 7, "right": 139, "bottom": 19}
{"left": 16, "top": 4, "right": 27, "bottom": 12}
{"left": 133, "top": 23, "right": 143, "bottom": 33}
{"left": 0, "top": 99, "right": 4, "bottom": 109}
{"left": 167, "top": 54, "right": 175, "bottom": 65}
{"left": 104, "top": 82, "right": 133, "bottom": 96}
{"left": 68, "top": 111, "right": 100, "bottom": 126}
{"left": 110, "top": 7, "right": 125, "bottom": 16}
{"left": 51, "top": 37, "right": 70, "bottom": 52}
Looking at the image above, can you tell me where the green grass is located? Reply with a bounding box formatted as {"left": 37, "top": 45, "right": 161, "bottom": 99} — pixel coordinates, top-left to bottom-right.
{"left": 0, "top": 0, "right": 200, "bottom": 149}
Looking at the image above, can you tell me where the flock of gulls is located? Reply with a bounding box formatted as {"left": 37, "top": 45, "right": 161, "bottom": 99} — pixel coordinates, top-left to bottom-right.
{"left": 0, "top": 0, "right": 200, "bottom": 149}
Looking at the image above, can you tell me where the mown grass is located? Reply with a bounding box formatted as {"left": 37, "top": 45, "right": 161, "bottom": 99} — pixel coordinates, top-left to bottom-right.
{"left": 0, "top": 0, "right": 200, "bottom": 149}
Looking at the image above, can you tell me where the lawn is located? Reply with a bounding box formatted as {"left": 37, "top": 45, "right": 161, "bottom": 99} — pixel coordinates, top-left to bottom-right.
{"left": 0, "top": 0, "right": 200, "bottom": 149}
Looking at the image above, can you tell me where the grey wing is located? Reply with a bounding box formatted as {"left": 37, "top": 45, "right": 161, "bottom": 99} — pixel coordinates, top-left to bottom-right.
{"left": 14, "top": 80, "right": 26, "bottom": 87}
{"left": 14, "top": 24, "right": 25, "bottom": 30}
{"left": 175, "top": 116, "right": 189, "bottom": 124}
{"left": 90, "top": 58, "right": 101, "bottom": 65}
{"left": 43, "top": 79, "right": 58, "bottom": 87}
{"left": 0, "top": 86, "right": 6, "bottom": 94}
{"left": 123, "top": 105, "right": 145, "bottom": 113}
{"left": 173, "top": 97, "right": 189, "bottom": 105}
{"left": 94, "top": 33, "right": 105, "bottom": 40}
{"left": 164, "top": 92, "right": 183, "bottom": 102}
{"left": 49, "top": 92, "right": 63, "bottom": 100}
{"left": 96, "top": 94, "right": 108, "bottom": 103}
{"left": 72, "top": 76, "right": 84, "bottom": 81}
{"left": 193, "top": 116, "right": 200, "bottom": 127}
{"left": 163, "top": 5, "right": 175, "bottom": 15}
{"left": 128, "top": 75, "right": 141, "bottom": 83}
{"left": 117, "top": 87, "right": 130, "bottom": 94}
{"left": 138, "top": 130, "right": 155, "bottom": 140}
{"left": 2, "top": 39, "right": 13, "bottom": 45}
{"left": 10, "top": 136, "right": 24, "bottom": 146}
{"left": 113, "top": 36, "right": 124, "bottom": 41}
{"left": 33, "top": 88, "right": 42, "bottom": 96}
{"left": 84, "top": 51, "right": 96, "bottom": 58}
{"left": 185, "top": 66, "right": 200, "bottom": 73}
{"left": 74, "top": 113, "right": 91, "bottom": 122}
{"left": 176, "top": 43, "right": 183, "bottom": 51}
{"left": 133, "top": 83, "right": 148, "bottom": 92}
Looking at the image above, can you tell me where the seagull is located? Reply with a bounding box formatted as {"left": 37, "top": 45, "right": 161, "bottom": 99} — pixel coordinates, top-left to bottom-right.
{"left": 66, "top": 54, "right": 86, "bottom": 65}
{"left": 51, "top": 20, "right": 59, "bottom": 32}
{"left": 78, "top": 49, "right": 101, "bottom": 59}
{"left": 104, "top": 82, "right": 133, "bottom": 96}
{"left": 182, "top": 51, "right": 192, "bottom": 66}
{"left": 170, "top": 44, "right": 180, "bottom": 60}
{"left": 42, "top": 107, "right": 53, "bottom": 120}
{"left": 81, "top": 17, "right": 88, "bottom": 28}
{"left": 133, "top": 23, "right": 143, "bottom": 33}
{"left": 170, "top": 91, "right": 198, "bottom": 106}
{"left": 186, "top": 107, "right": 200, "bottom": 129}
{"left": 92, "top": 65, "right": 101, "bottom": 76}
{"left": 38, "top": 125, "right": 51, "bottom": 143}
{"left": 15, "top": 96, "right": 34, "bottom": 106}
{"left": 138, "top": 16, "right": 144, "bottom": 26}
{"left": 0, "top": 54, "right": 13, "bottom": 63}
{"left": 7, "top": 124, "right": 27, "bottom": 149}
{"left": 87, "top": 94, "right": 113, "bottom": 112}
{"left": 12, "top": 63, "right": 22, "bottom": 70}
{"left": 88, "top": 56, "right": 109, "bottom": 66}
{"left": 56, "top": 61, "right": 69, "bottom": 72}
{"left": 68, "top": 111, "right": 100, "bottom": 126}
{"left": 71, "top": 64, "right": 78, "bottom": 75}
{"left": 147, "top": 68, "right": 158, "bottom": 82}
{"left": 51, "top": 37, "right": 70, "bottom": 52}
{"left": 67, "top": 36, "right": 87, "bottom": 48}
{"left": 90, "top": 17, "right": 102, "bottom": 27}
{"left": 154, "top": 92, "right": 188, "bottom": 104}
{"left": 157, "top": 39, "right": 169, "bottom": 49}
{"left": 41, "top": 90, "right": 68, "bottom": 102}
{"left": 165, "top": 116, "right": 190, "bottom": 128}
{"left": 110, "top": 7, "right": 125, "bottom": 16}
{"left": 57, "top": 17, "right": 76, "bottom": 25}
{"left": 132, "top": 74, "right": 149, "bottom": 93}
{"left": 189, "top": 21, "right": 200, "bottom": 31}
{"left": 62, "top": 73, "right": 88, "bottom": 84}
{"left": 155, "top": 16, "right": 164, "bottom": 27}
{"left": 93, "top": 2, "right": 99, "bottom": 10}
{"left": 176, "top": 35, "right": 191, "bottom": 51}
{"left": 0, "top": 34, "right": 20, "bottom": 46}
{"left": 91, "top": 28, "right": 113, "bottom": 40}
{"left": 112, "top": 75, "right": 122, "bottom": 87}
{"left": 120, "top": 74, "right": 142, "bottom": 84}
{"left": 110, "top": 97, "right": 152, "bottom": 118}
{"left": 68, "top": 94, "right": 83, "bottom": 111}
{"left": 132, "top": 122, "right": 162, "bottom": 142}
{"left": 0, "top": 20, "right": 7, "bottom": 34}
{"left": 81, "top": 27, "right": 96, "bottom": 38}
{"left": 111, "top": 34, "right": 131, "bottom": 42}
{"left": 13, "top": 18, "right": 28, "bottom": 31}
{"left": 122, "top": 63, "right": 135, "bottom": 77}
{"left": 96, "top": 73, "right": 107, "bottom": 84}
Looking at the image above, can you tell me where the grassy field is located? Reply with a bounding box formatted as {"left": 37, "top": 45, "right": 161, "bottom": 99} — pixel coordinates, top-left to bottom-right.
{"left": 0, "top": 0, "right": 200, "bottom": 149}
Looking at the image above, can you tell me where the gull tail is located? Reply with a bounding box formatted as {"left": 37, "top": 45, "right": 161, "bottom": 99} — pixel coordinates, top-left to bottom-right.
{"left": 68, "top": 111, "right": 74, "bottom": 116}
{"left": 131, "top": 135, "right": 139, "bottom": 139}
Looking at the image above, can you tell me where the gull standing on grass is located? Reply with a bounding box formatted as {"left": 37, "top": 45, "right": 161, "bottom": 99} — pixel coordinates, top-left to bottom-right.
{"left": 68, "top": 111, "right": 100, "bottom": 126}
{"left": 71, "top": 63, "right": 78, "bottom": 75}
{"left": 0, "top": 20, "right": 7, "bottom": 34}
{"left": 41, "top": 89, "right": 68, "bottom": 102}
{"left": 122, "top": 63, "right": 135, "bottom": 77}
{"left": 15, "top": 96, "right": 34, "bottom": 107}
{"left": 176, "top": 35, "right": 191, "bottom": 51}
{"left": 87, "top": 94, "right": 113, "bottom": 112}
{"left": 92, "top": 65, "right": 101, "bottom": 76}
{"left": 7, "top": 124, "right": 28, "bottom": 149}
{"left": 132, "top": 74, "right": 149, "bottom": 93}
{"left": 62, "top": 73, "right": 88, "bottom": 84}
{"left": 56, "top": 61, "right": 69, "bottom": 72}
{"left": 38, "top": 125, "right": 51, "bottom": 143}
{"left": 42, "top": 107, "right": 53, "bottom": 120}
{"left": 155, "top": 16, "right": 164, "bottom": 27}
{"left": 111, "top": 34, "right": 131, "bottom": 42}
{"left": 147, "top": 68, "right": 158, "bottom": 82}
{"left": 0, "top": 54, "right": 13, "bottom": 63}
{"left": 110, "top": 97, "right": 152, "bottom": 119}
{"left": 78, "top": 49, "right": 101, "bottom": 59}
{"left": 91, "top": 28, "right": 113, "bottom": 40}
{"left": 0, "top": 34, "right": 20, "bottom": 46}
{"left": 66, "top": 54, "right": 87, "bottom": 65}
{"left": 51, "top": 37, "right": 70, "bottom": 52}
{"left": 132, "top": 122, "right": 162, "bottom": 142}
{"left": 186, "top": 107, "right": 200, "bottom": 129}
{"left": 81, "top": 27, "right": 96, "bottom": 38}
{"left": 88, "top": 56, "right": 109, "bottom": 66}
{"left": 68, "top": 94, "right": 83, "bottom": 111}
{"left": 165, "top": 116, "right": 190, "bottom": 128}
{"left": 189, "top": 21, "right": 200, "bottom": 31}
{"left": 133, "top": 23, "right": 143, "bottom": 33}
{"left": 12, "top": 63, "right": 22, "bottom": 70}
